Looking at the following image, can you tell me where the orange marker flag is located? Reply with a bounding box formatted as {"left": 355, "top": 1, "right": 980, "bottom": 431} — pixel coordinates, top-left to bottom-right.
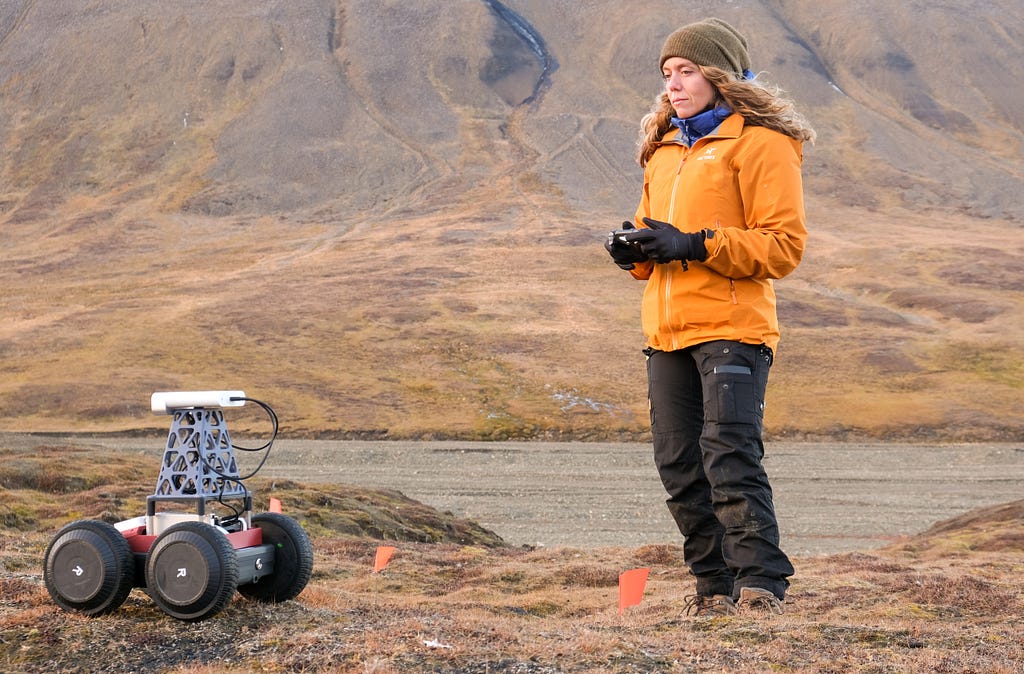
{"left": 373, "top": 545, "right": 396, "bottom": 573}
{"left": 618, "top": 568, "right": 650, "bottom": 614}
{"left": 269, "top": 497, "right": 283, "bottom": 513}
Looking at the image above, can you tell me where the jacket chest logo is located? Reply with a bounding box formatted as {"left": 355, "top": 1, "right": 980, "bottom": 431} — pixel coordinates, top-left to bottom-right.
{"left": 695, "top": 147, "right": 718, "bottom": 161}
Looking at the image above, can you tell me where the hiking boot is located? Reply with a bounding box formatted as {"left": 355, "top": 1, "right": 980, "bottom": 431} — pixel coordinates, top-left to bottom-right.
{"left": 682, "top": 594, "right": 737, "bottom": 617}
{"left": 736, "top": 587, "right": 784, "bottom": 615}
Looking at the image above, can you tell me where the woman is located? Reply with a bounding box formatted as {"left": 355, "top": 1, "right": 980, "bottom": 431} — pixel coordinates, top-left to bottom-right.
{"left": 605, "top": 18, "right": 815, "bottom": 616}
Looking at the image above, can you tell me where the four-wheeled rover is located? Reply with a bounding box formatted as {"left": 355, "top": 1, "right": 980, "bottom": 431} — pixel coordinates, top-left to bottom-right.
{"left": 42, "top": 391, "right": 313, "bottom": 621}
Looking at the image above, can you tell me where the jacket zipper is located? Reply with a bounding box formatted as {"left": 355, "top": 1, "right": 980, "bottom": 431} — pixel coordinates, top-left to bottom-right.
{"left": 663, "top": 147, "right": 689, "bottom": 351}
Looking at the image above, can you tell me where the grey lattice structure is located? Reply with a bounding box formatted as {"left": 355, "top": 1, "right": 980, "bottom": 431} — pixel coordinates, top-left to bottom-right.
{"left": 148, "top": 408, "right": 248, "bottom": 521}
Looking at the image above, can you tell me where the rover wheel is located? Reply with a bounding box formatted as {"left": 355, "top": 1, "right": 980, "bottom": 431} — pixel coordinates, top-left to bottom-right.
{"left": 237, "top": 512, "right": 313, "bottom": 602}
{"left": 43, "top": 519, "right": 135, "bottom": 616}
{"left": 145, "top": 521, "right": 238, "bottom": 621}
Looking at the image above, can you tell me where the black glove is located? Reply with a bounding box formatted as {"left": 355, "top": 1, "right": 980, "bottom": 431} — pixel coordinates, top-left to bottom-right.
{"left": 604, "top": 221, "right": 649, "bottom": 270}
{"left": 623, "top": 217, "right": 709, "bottom": 265}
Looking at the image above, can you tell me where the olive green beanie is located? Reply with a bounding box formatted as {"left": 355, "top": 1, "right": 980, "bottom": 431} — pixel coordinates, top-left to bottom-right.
{"left": 659, "top": 18, "right": 751, "bottom": 78}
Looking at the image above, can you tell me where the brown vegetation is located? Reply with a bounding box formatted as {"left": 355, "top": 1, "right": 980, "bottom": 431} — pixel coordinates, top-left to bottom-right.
{"left": 2, "top": 4, "right": 1022, "bottom": 667}
{"left": 2, "top": 440, "right": 1023, "bottom": 673}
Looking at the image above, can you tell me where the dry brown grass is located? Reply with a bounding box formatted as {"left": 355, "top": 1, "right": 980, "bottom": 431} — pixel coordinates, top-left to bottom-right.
{"left": 2, "top": 443, "right": 1023, "bottom": 673}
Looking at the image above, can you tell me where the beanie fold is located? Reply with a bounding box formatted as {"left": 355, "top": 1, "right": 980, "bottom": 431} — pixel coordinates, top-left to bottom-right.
{"left": 659, "top": 18, "right": 751, "bottom": 78}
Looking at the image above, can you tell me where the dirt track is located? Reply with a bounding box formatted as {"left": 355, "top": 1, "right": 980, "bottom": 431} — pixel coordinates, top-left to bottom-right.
{"left": 21, "top": 435, "right": 1024, "bottom": 556}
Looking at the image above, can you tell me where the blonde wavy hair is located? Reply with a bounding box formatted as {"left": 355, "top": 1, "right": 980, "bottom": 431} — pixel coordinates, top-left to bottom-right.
{"left": 637, "top": 66, "right": 816, "bottom": 167}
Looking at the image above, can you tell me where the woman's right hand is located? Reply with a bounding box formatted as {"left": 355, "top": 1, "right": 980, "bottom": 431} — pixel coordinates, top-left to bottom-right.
{"left": 605, "top": 221, "right": 650, "bottom": 270}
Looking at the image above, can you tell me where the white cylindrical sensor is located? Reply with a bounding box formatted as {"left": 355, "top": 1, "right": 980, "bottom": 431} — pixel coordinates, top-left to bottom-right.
{"left": 150, "top": 390, "right": 246, "bottom": 414}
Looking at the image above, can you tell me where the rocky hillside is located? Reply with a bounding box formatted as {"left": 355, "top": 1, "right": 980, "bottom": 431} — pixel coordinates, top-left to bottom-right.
{"left": 1, "top": 0, "right": 1021, "bottom": 439}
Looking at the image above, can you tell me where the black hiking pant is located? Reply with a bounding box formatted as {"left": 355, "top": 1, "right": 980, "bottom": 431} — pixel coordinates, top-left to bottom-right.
{"left": 646, "top": 340, "right": 793, "bottom": 600}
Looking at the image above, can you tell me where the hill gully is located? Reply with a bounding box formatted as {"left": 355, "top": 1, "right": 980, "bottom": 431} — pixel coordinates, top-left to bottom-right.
{"left": 482, "top": 0, "right": 556, "bottom": 105}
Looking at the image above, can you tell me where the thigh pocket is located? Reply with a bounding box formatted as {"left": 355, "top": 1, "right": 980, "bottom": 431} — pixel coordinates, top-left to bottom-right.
{"left": 708, "top": 364, "right": 762, "bottom": 425}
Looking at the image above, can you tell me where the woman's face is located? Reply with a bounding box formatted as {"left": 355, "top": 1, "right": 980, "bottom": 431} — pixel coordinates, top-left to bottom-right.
{"left": 662, "top": 57, "right": 716, "bottom": 118}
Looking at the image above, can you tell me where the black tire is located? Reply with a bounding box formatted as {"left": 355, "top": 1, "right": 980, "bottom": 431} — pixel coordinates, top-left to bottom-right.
{"left": 237, "top": 512, "right": 313, "bottom": 602}
{"left": 43, "top": 519, "right": 135, "bottom": 616}
{"left": 145, "top": 521, "right": 238, "bottom": 621}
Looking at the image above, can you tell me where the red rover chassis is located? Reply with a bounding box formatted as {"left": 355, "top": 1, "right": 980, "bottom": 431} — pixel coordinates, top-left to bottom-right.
{"left": 43, "top": 391, "right": 314, "bottom": 621}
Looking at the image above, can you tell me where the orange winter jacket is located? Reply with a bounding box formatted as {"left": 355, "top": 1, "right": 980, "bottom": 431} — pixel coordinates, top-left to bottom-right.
{"left": 629, "top": 112, "right": 807, "bottom": 353}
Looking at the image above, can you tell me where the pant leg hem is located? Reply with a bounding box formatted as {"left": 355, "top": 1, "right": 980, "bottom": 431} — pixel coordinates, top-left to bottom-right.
{"left": 694, "top": 576, "right": 734, "bottom": 597}
{"left": 734, "top": 577, "right": 788, "bottom": 601}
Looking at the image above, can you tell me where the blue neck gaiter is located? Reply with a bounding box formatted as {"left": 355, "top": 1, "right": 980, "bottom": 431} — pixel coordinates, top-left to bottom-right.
{"left": 670, "top": 106, "right": 732, "bottom": 146}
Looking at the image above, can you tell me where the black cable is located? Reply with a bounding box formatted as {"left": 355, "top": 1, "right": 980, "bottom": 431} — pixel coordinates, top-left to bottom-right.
{"left": 229, "top": 397, "right": 279, "bottom": 453}
{"left": 227, "top": 396, "right": 277, "bottom": 480}
{"left": 214, "top": 483, "right": 243, "bottom": 528}
{"left": 194, "top": 397, "right": 278, "bottom": 493}
{"left": 196, "top": 446, "right": 250, "bottom": 508}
